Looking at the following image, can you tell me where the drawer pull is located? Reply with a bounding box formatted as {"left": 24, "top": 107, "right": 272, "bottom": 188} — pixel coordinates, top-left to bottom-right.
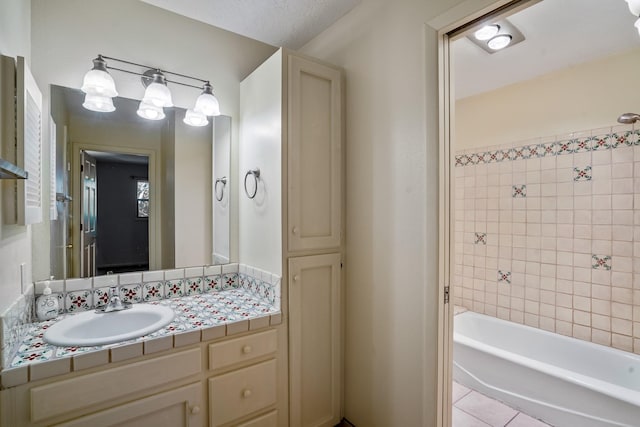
{"left": 242, "top": 345, "right": 252, "bottom": 354}
{"left": 242, "top": 389, "right": 252, "bottom": 398}
{"left": 190, "top": 405, "right": 201, "bottom": 415}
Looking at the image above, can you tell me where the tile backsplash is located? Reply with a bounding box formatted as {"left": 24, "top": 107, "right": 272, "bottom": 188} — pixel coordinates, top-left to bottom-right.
{"left": 454, "top": 124, "right": 640, "bottom": 355}
{"left": 1, "top": 263, "right": 281, "bottom": 369}
{"left": 0, "top": 287, "right": 34, "bottom": 369}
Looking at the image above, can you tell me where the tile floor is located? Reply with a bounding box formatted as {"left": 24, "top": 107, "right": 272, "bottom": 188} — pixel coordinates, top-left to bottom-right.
{"left": 453, "top": 381, "right": 553, "bottom": 427}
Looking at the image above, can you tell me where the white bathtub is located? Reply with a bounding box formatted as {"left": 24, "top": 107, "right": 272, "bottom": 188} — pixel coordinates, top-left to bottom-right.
{"left": 454, "top": 311, "right": 640, "bottom": 427}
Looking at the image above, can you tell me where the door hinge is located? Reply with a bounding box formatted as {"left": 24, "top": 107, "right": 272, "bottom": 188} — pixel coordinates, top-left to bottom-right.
{"left": 80, "top": 164, "right": 83, "bottom": 172}
{"left": 444, "top": 286, "right": 450, "bottom": 304}
{"left": 80, "top": 222, "right": 83, "bottom": 231}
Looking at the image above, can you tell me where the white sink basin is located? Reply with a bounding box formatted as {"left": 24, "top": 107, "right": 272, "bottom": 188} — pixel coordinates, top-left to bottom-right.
{"left": 44, "top": 304, "right": 175, "bottom": 347}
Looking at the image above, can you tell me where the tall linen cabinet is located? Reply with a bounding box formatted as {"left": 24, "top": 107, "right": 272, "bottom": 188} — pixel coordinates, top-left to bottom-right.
{"left": 239, "top": 48, "right": 344, "bottom": 427}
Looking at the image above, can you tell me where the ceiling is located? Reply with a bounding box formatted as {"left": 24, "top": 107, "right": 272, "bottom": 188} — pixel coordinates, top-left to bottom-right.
{"left": 140, "top": 0, "right": 639, "bottom": 99}
{"left": 453, "top": 0, "right": 640, "bottom": 99}
{"left": 140, "top": 0, "right": 361, "bottom": 50}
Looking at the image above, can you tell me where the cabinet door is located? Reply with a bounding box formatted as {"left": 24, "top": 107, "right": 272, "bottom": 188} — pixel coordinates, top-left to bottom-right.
{"left": 54, "top": 383, "right": 202, "bottom": 427}
{"left": 289, "top": 254, "right": 341, "bottom": 427}
{"left": 288, "top": 54, "right": 342, "bottom": 252}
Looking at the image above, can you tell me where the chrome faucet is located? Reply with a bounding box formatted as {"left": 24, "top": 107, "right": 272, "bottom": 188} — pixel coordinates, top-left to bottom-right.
{"left": 100, "top": 286, "right": 131, "bottom": 313}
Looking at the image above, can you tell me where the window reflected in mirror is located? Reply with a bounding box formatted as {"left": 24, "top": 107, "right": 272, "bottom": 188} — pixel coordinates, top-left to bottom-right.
{"left": 136, "top": 180, "right": 149, "bottom": 218}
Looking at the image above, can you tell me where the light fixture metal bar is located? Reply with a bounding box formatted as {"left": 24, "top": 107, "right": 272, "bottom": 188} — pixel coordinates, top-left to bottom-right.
{"left": 104, "top": 66, "right": 202, "bottom": 90}
{"left": 100, "top": 54, "right": 209, "bottom": 85}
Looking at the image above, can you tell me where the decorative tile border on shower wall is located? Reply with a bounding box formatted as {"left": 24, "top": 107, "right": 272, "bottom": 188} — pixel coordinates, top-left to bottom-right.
{"left": 453, "top": 123, "right": 640, "bottom": 356}
{"left": 454, "top": 127, "right": 640, "bottom": 168}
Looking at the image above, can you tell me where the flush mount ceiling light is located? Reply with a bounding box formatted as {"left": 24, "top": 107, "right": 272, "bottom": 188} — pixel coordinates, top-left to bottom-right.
{"left": 487, "top": 34, "right": 513, "bottom": 50}
{"left": 81, "top": 54, "right": 221, "bottom": 126}
{"left": 474, "top": 24, "right": 500, "bottom": 41}
{"left": 466, "top": 18, "right": 524, "bottom": 54}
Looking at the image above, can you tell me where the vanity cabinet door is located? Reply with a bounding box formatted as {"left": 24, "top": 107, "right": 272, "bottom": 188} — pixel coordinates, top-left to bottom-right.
{"left": 289, "top": 253, "right": 341, "bottom": 427}
{"left": 287, "top": 54, "right": 342, "bottom": 252}
{"left": 54, "top": 382, "right": 202, "bottom": 427}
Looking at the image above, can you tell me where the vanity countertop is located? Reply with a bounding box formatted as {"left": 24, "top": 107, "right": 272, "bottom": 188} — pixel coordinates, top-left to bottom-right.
{"left": 1, "top": 289, "right": 280, "bottom": 388}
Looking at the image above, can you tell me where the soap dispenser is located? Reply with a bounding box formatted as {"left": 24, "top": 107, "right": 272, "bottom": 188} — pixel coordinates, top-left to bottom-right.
{"left": 36, "top": 277, "right": 59, "bottom": 321}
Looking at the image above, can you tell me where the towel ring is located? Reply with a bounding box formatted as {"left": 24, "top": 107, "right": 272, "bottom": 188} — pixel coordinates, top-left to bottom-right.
{"left": 214, "top": 176, "right": 227, "bottom": 201}
{"left": 244, "top": 168, "right": 260, "bottom": 199}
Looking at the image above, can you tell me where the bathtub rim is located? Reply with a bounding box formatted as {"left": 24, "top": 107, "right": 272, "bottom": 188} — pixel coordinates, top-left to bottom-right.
{"left": 454, "top": 311, "right": 640, "bottom": 408}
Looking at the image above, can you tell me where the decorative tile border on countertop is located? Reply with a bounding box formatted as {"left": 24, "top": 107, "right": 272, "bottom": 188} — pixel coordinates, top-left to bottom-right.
{"left": 1, "top": 289, "right": 282, "bottom": 388}
{"left": 454, "top": 126, "right": 640, "bottom": 167}
{"left": 31, "top": 263, "right": 281, "bottom": 315}
{"left": 2, "top": 263, "right": 281, "bottom": 373}
{"left": 0, "top": 287, "right": 34, "bottom": 370}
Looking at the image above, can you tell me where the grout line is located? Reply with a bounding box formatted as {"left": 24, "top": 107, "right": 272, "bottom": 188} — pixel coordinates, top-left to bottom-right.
{"left": 454, "top": 406, "right": 492, "bottom": 427}
{"left": 503, "top": 411, "right": 520, "bottom": 426}
{"left": 452, "top": 388, "right": 473, "bottom": 404}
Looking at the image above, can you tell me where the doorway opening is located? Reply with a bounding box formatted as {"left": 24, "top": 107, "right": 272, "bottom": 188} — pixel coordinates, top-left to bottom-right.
{"left": 439, "top": 0, "right": 640, "bottom": 425}
{"left": 81, "top": 150, "right": 150, "bottom": 276}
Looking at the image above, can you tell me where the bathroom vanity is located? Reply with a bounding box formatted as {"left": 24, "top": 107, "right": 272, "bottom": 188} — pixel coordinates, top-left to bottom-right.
{"left": 1, "top": 323, "right": 282, "bottom": 426}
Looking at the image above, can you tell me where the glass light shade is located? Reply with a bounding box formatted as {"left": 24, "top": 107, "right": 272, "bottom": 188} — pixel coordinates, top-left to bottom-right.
{"left": 627, "top": 0, "right": 640, "bottom": 16}
{"left": 474, "top": 24, "right": 500, "bottom": 41}
{"left": 82, "top": 94, "right": 115, "bottom": 112}
{"left": 81, "top": 69, "right": 118, "bottom": 97}
{"left": 636, "top": 18, "right": 640, "bottom": 36}
{"left": 142, "top": 82, "right": 173, "bottom": 108}
{"left": 136, "top": 101, "right": 165, "bottom": 121}
{"left": 183, "top": 108, "right": 209, "bottom": 127}
{"left": 487, "top": 34, "right": 512, "bottom": 50}
{"left": 194, "top": 93, "right": 221, "bottom": 116}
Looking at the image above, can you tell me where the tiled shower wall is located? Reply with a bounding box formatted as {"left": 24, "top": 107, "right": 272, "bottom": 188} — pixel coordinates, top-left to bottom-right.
{"left": 453, "top": 125, "right": 640, "bottom": 355}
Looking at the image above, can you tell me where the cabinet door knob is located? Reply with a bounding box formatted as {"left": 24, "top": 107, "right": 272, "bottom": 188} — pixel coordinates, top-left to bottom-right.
{"left": 190, "top": 405, "right": 200, "bottom": 415}
{"left": 292, "top": 226, "right": 298, "bottom": 234}
{"left": 293, "top": 275, "right": 299, "bottom": 282}
{"left": 242, "top": 345, "right": 252, "bottom": 354}
{"left": 242, "top": 389, "right": 252, "bottom": 398}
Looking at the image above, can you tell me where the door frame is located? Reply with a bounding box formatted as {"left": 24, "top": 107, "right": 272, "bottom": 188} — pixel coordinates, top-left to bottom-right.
{"left": 429, "top": 0, "right": 540, "bottom": 425}
{"left": 71, "top": 142, "right": 160, "bottom": 277}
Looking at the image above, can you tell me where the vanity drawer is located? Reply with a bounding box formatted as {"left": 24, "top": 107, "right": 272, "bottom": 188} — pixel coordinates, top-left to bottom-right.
{"left": 209, "top": 359, "right": 276, "bottom": 426}
{"left": 237, "top": 410, "right": 278, "bottom": 427}
{"left": 208, "top": 329, "right": 276, "bottom": 371}
{"left": 30, "top": 348, "right": 201, "bottom": 422}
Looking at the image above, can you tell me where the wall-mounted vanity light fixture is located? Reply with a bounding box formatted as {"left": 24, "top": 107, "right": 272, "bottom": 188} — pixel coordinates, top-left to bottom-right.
{"left": 81, "top": 54, "right": 220, "bottom": 126}
{"left": 624, "top": 0, "right": 640, "bottom": 36}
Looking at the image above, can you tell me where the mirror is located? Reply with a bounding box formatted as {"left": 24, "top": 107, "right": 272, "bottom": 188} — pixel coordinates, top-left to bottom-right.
{"left": 45, "top": 85, "right": 231, "bottom": 279}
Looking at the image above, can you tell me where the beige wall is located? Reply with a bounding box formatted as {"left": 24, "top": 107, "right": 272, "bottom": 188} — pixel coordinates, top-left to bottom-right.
{"left": 29, "top": 0, "right": 277, "bottom": 281}
{"left": 455, "top": 47, "right": 640, "bottom": 151}
{"left": 301, "top": 0, "right": 474, "bottom": 424}
{"left": 0, "top": 0, "right": 32, "bottom": 314}
{"left": 239, "top": 50, "right": 282, "bottom": 276}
